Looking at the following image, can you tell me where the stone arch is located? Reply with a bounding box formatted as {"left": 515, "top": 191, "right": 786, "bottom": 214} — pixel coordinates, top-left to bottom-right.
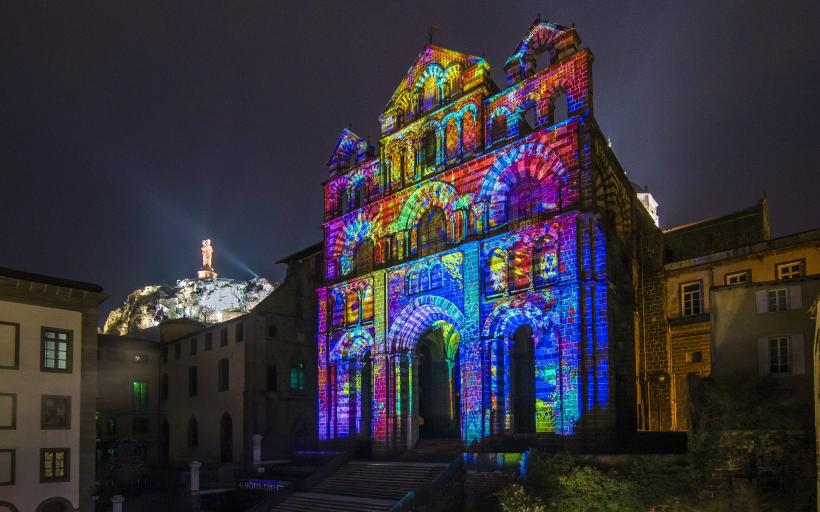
{"left": 487, "top": 106, "right": 513, "bottom": 146}
{"left": 390, "top": 180, "right": 458, "bottom": 233}
{"left": 35, "top": 498, "right": 73, "bottom": 512}
{"left": 478, "top": 141, "right": 566, "bottom": 227}
{"left": 504, "top": 20, "right": 577, "bottom": 84}
{"left": 335, "top": 212, "right": 382, "bottom": 277}
{"left": 387, "top": 295, "right": 465, "bottom": 352}
{"left": 331, "top": 327, "right": 374, "bottom": 363}
{"left": 0, "top": 502, "right": 19, "bottom": 512}
{"left": 483, "top": 298, "right": 551, "bottom": 340}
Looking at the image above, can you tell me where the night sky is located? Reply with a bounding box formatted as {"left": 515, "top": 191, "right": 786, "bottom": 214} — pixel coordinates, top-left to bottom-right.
{"left": 2, "top": 1, "right": 818, "bottom": 318}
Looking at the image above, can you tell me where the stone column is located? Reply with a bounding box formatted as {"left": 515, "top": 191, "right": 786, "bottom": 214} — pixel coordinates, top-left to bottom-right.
{"left": 111, "top": 495, "right": 124, "bottom": 512}
{"left": 190, "top": 461, "right": 201, "bottom": 492}
{"left": 371, "top": 352, "right": 391, "bottom": 456}
{"left": 252, "top": 434, "right": 262, "bottom": 472}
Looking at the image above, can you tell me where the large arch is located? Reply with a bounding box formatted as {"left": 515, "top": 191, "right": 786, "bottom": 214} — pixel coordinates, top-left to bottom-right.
{"left": 35, "top": 498, "right": 73, "bottom": 512}
{"left": 389, "top": 180, "right": 458, "bottom": 234}
{"left": 332, "top": 212, "right": 382, "bottom": 277}
{"left": 330, "top": 327, "right": 374, "bottom": 363}
{"left": 387, "top": 295, "right": 465, "bottom": 353}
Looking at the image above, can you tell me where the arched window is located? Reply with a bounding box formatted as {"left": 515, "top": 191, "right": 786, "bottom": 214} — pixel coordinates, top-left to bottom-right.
{"left": 485, "top": 248, "right": 508, "bottom": 295}
{"left": 509, "top": 242, "right": 532, "bottom": 291}
{"left": 507, "top": 176, "right": 541, "bottom": 223}
{"left": 445, "top": 119, "right": 459, "bottom": 161}
{"left": 349, "top": 182, "right": 365, "bottom": 210}
{"left": 419, "top": 268, "right": 430, "bottom": 292}
{"left": 361, "top": 285, "right": 374, "bottom": 324}
{"left": 345, "top": 290, "right": 360, "bottom": 326}
{"left": 407, "top": 269, "right": 420, "bottom": 294}
{"left": 289, "top": 356, "right": 305, "bottom": 391}
{"left": 187, "top": 416, "right": 198, "bottom": 448}
{"left": 462, "top": 111, "right": 476, "bottom": 153}
{"left": 491, "top": 115, "right": 507, "bottom": 144}
{"left": 422, "top": 129, "right": 437, "bottom": 170}
{"left": 520, "top": 104, "right": 537, "bottom": 133}
{"left": 417, "top": 207, "right": 447, "bottom": 257}
{"left": 331, "top": 291, "right": 345, "bottom": 329}
{"left": 430, "top": 264, "right": 444, "bottom": 289}
{"left": 551, "top": 90, "right": 569, "bottom": 125}
{"left": 533, "top": 236, "right": 559, "bottom": 287}
{"left": 421, "top": 77, "right": 438, "bottom": 112}
{"left": 353, "top": 239, "right": 374, "bottom": 275}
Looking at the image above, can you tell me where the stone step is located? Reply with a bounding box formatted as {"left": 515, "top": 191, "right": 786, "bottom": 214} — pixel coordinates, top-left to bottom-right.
{"left": 271, "top": 492, "right": 394, "bottom": 512}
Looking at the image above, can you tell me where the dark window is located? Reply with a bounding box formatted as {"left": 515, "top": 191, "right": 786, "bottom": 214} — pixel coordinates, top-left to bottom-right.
{"left": 0, "top": 448, "right": 14, "bottom": 485}
{"left": 268, "top": 323, "right": 277, "bottom": 338}
{"left": 353, "top": 239, "right": 374, "bottom": 274}
{"left": 685, "top": 351, "right": 703, "bottom": 364}
{"left": 190, "top": 337, "right": 197, "bottom": 355}
{"left": 769, "top": 337, "right": 790, "bottom": 374}
{"left": 776, "top": 260, "right": 803, "bottom": 280}
{"left": 507, "top": 176, "right": 541, "bottom": 223}
{"left": 218, "top": 359, "right": 230, "bottom": 392}
{"left": 681, "top": 282, "right": 703, "bottom": 316}
{"left": 422, "top": 130, "right": 437, "bottom": 168}
{"left": 132, "top": 417, "right": 149, "bottom": 434}
{"left": 551, "top": 90, "right": 568, "bottom": 124}
{"left": 40, "top": 448, "right": 69, "bottom": 482}
{"left": 220, "top": 328, "right": 228, "bottom": 346}
{"left": 160, "top": 374, "right": 168, "bottom": 401}
{"left": 266, "top": 365, "right": 278, "bottom": 392}
{"left": 767, "top": 289, "right": 789, "bottom": 312}
{"left": 41, "top": 328, "right": 72, "bottom": 373}
{"left": 491, "top": 115, "right": 507, "bottom": 143}
{"left": 174, "top": 344, "right": 181, "bottom": 360}
{"left": 188, "top": 366, "right": 198, "bottom": 397}
{"left": 289, "top": 360, "right": 305, "bottom": 391}
{"left": 41, "top": 396, "right": 70, "bottom": 429}
{"left": 725, "top": 270, "right": 750, "bottom": 285}
{"left": 0, "top": 393, "right": 16, "bottom": 429}
{"left": 160, "top": 347, "right": 168, "bottom": 364}
{"left": 132, "top": 381, "right": 148, "bottom": 410}
{"left": 188, "top": 417, "right": 198, "bottom": 448}
{"left": 236, "top": 323, "right": 244, "bottom": 343}
{"left": 417, "top": 207, "right": 447, "bottom": 256}
{"left": 205, "top": 333, "right": 213, "bottom": 351}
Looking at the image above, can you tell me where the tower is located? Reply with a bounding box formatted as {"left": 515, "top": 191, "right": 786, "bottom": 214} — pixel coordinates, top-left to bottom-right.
{"left": 317, "top": 20, "right": 665, "bottom": 455}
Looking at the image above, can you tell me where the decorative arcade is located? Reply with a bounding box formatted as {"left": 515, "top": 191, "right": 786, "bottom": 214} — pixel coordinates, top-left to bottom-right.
{"left": 317, "top": 19, "right": 658, "bottom": 455}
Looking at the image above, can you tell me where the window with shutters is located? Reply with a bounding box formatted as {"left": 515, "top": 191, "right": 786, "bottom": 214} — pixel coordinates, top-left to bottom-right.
{"left": 776, "top": 260, "right": 803, "bottom": 280}
{"left": 681, "top": 282, "right": 703, "bottom": 316}
{"left": 769, "top": 337, "right": 790, "bottom": 374}
{"left": 767, "top": 289, "right": 788, "bottom": 312}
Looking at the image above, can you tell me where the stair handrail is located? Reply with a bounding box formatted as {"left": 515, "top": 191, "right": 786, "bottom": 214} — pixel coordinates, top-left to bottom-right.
{"left": 389, "top": 455, "right": 464, "bottom": 511}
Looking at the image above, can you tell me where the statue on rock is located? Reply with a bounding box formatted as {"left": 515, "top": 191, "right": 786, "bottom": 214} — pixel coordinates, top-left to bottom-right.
{"left": 197, "top": 239, "right": 218, "bottom": 280}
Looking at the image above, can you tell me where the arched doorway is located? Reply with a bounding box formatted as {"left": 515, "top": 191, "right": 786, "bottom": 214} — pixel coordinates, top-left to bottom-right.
{"left": 220, "top": 413, "right": 233, "bottom": 464}
{"left": 512, "top": 324, "right": 536, "bottom": 433}
{"left": 36, "top": 498, "right": 71, "bottom": 512}
{"left": 415, "top": 324, "right": 460, "bottom": 438}
{"left": 360, "top": 351, "right": 372, "bottom": 438}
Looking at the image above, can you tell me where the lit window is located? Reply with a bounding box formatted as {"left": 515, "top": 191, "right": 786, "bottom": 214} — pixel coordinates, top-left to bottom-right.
{"left": 353, "top": 239, "right": 374, "bottom": 275}
{"left": 725, "top": 271, "right": 749, "bottom": 285}
{"left": 361, "top": 286, "right": 374, "bottom": 324}
{"left": 132, "top": 381, "right": 148, "bottom": 410}
{"left": 41, "top": 328, "right": 71, "bottom": 372}
{"left": 485, "top": 248, "right": 508, "bottom": 296}
{"left": 41, "top": 448, "right": 69, "bottom": 482}
{"left": 417, "top": 207, "right": 447, "bottom": 257}
{"left": 681, "top": 282, "right": 703, "bottom": 316}
{"left": 767, "top": 289, "right": 789, "bottom": 312}
{"left": 42, "top": 396, "right": 70, "bottom": 429}
{"left": 776, "top": 260, "right": 803, "bottom": 280}
{"left": 290, "top": 360, "right": 305, "bottom": 391}
{"left": 769, "top": 337, "right": 790, "bottom": 374}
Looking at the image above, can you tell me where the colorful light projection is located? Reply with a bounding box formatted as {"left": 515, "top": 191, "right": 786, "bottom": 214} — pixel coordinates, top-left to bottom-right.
{"left": 317, "top": 19, "right": 609, "bottom": 452}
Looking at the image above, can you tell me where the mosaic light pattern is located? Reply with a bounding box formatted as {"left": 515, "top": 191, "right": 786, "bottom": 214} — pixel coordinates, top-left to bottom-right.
{"left": 317, "top": 20, "right": 609, "bottom": 452}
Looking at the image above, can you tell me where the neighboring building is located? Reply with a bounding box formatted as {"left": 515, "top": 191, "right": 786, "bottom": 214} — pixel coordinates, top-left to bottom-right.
{"left": 160, "top": 244, "right": 321, "bottom": 468}
{"left": 317, "top": 19, "right": 665, "bottom": 455}
{"left": 0, "top": 267, "right": 105, "bottom": 512}
{"left": 664, "top": 222, "right": 820, "bottom": 429}
{"left": 96, "top": 333, "right": 161, "bottom": 480}
{"left": 809, "top": 293, "right": 820, "bottom": 512}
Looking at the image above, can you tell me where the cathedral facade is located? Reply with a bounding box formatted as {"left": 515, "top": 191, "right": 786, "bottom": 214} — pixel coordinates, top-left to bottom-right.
{"left": 317, "top": 20, "right": 663, "bottom": 454}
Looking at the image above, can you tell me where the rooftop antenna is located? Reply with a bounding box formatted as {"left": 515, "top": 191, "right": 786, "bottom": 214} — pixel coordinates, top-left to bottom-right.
{"left": 428, "top": 24, "right": 440, "bottom": 44}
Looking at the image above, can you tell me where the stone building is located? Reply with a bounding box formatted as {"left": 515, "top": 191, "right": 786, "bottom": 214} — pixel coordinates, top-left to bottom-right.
{"left": 0, "top": 267, "right": 105, "bottom": 512}
{"left": 159, "top": 243, "right": 321, "bottom": 468}
{"left": 663, "top": 211, "right": 819, "bottom": 430}
{"left": 317, "top": 19, "right": 665, "bottom": 455}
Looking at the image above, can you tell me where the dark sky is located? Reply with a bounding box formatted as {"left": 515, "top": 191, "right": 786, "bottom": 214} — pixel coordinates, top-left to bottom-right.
{"left": 2, "top": 0, "right": 819, "bottom": 318}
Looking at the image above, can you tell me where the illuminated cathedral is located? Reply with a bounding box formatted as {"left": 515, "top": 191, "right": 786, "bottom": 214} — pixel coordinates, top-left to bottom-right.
{"left": 317, "top": 19, "right": 664, "bottom": 455}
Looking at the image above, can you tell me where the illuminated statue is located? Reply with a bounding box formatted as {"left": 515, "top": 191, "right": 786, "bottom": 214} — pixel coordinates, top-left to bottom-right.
{"left": 197, "top": 239, "right": 218, "bottom": 279}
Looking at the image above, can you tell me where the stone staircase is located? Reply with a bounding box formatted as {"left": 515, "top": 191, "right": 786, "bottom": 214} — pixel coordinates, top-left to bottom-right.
{"left": 271, "top": 460, "right": 449, "bottom": 511}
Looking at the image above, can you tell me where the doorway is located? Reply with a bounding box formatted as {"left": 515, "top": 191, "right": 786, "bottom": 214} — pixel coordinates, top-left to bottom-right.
{"left": 512, "top": 325, "right": 536, "bottom": 433}
{"left": 220, "top": 413, "right": 233, "bottom": 464}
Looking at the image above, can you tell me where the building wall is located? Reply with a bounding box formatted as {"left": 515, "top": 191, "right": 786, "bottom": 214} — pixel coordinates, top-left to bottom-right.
{"left": 665, "top": 230, "right": 820, "bottom": 429}
{"left": 161, "top": 317, "right": 246, "bottom": 468}
{"left": 0, "top": 296, "right": 96, "bottom": 510}
{"left": 96, "top": 335, "right": 160, "bottom": 470}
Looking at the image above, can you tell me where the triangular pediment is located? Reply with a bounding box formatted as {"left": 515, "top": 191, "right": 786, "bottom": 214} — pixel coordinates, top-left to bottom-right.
{"left": 382, "top": 44, "right": 487, "bottom": 114}
{"left": 327, "top": 128, "right": 373, "bottom": 176}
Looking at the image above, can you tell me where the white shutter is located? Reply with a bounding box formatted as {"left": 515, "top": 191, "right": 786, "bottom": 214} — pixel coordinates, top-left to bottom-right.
{"left": 757, "top": 337, "right": 771, "bottom": 376}
{"left": 755, "top": 290, "right": 768, "bottom": 313}
{"left": 791, "top": 334, "right": 805, "bottom": 375}
{"left": 788, "top": 286, "right": 802, "bottom": 310}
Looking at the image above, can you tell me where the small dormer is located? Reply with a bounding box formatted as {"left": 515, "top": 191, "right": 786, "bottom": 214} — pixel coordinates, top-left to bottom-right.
{"left": 503, "top": 18, "right": 580, "bottom": 85}
{"left": 379, "top": 45, "right": 491, "bottom": 136}
{"left": 327, "top": 128, "right": 374, "bottom": 177}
